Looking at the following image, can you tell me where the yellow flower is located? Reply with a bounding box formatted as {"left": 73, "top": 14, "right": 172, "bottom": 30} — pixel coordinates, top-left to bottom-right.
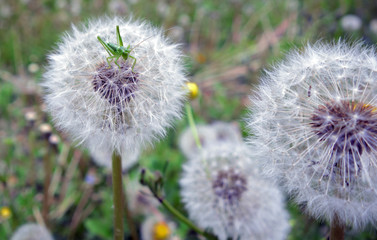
{"left": 186, "top": 82, "right": 199, "bottom": 100}
{"left": 0, "top": 206, "right": 11, "bottom": 219}
{"left": 153, "top": 221, "right": 171, "bottom": 240}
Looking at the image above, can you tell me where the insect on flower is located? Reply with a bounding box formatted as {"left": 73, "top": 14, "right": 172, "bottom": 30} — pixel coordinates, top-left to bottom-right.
{"left": 43, "top": 17, "right": 187, "bottom": 161}
{"left": 97, "top": 25, "right": 139, "bottom": 71}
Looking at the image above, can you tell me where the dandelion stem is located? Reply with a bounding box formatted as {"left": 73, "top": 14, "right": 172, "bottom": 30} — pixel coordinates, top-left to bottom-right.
{"left": 185, "top": 103, "right": 202, "bottom": 149}
{"left": 330, "top": 214, "right": 344, "bottom": 240}
{"left": 112, "top": 152, "right": 124, "bottom": 240}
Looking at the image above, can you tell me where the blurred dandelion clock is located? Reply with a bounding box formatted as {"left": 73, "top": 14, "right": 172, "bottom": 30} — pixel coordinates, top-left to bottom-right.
{"left": 43, "top": 17, "right": 187, "bottom": 155}
{"left": 11, "top": 223, "right": 53, "bottom": 240}
{"left": 179, "top": 121, "right": 242, "bottom": 159}
{"left": 247, "top": 41, "right": 377, "bottom": 230}
{"left": 180, "top": 143, "right": 290, "bottom": 240}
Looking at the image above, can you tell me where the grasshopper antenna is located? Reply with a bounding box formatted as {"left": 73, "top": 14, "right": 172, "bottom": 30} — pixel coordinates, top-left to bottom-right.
{"left": 129, "top": 26, "right": 177, "bottom": 53}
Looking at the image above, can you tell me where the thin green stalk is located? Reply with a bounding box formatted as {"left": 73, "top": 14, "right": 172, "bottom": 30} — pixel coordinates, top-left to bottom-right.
{"left": 185, "top": 103, "right": 202, "bottom": 149}
{"left": 185, "top": 102, "right": 210, "bottom": 177}
{"left": 158, "top": 197, "right": 217, "bottom": 240}
{"left": 112, "top": 152, "right": 124, "bottom": 240}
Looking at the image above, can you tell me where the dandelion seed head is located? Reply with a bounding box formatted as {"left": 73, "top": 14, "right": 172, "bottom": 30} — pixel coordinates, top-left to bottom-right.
{"left": 247, "top": 40, "right": 377, "bottom": 229}
{"left": 180, "top": 143, "right": 290, "bottom": 240}
{"left": 92, "top": 62, "right": 139, "bottom": 106}
{"left": 43, "top": 17, "right": 187, "bottom": 155}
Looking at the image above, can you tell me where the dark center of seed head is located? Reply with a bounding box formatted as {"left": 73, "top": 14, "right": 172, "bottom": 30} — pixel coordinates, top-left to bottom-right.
{"left": 212, "top": 168, "right": 247, "bottom": 205}
{"left": 310, "top": 100, "right": 377, "bottom": 180}
{"left": 93, "top": 62, "right": 139, "bottom": 106}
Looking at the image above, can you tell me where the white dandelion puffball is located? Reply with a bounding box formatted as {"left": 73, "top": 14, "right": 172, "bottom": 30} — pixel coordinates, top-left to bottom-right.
{"left": 247, "top": 41, "right": 377, "bottom": 229}
{"left": 11, "top": 223, "right": 53, "bottom": 240}
{"left": 180, "top": 143, "right": 290, "bottom": 240}
{"left": 43, "top": 17, "right": 187, "bottom": 155}
{"left": 178, "top": 121, "right": 242, "bottom": 159}
{"left": 179, "top": 124, "right": 217, "bottom": 159}
{"left": 211, "top": 121, "right": 243, "bottom": 143}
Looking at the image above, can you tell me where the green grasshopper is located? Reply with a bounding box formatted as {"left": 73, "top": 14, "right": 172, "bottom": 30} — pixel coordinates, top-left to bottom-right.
{"left": 97, "top": 25, "right": 138, "bottom": 71}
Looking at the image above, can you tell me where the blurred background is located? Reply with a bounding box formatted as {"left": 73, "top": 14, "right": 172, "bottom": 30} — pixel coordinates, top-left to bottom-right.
{"left": 1, "top": 0, "right": 377, "bottom": 239}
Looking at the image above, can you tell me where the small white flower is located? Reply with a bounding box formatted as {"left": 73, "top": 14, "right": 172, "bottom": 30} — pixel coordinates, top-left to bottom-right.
{"left": 180, "top": 143, "right": 290, "bottom": 240}
{"left": 247, "top": 41, "right": 377, "bottom": 229}
{"left": 141, "top": 215, "right": 176, "bottom": 240}
{"left": 11, "top": 223, "right": 53, "bottom": 240}
{"left": 43, "top": 17, "right": 187, "bottom": 156}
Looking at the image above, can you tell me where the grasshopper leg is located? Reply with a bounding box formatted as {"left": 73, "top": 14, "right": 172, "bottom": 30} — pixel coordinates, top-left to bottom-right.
{"left": 113, "top": 55, "right": 122, "bottom": 69}
{"left": 98, "top": 36, "right": 114, "bottom": 57}
{"left": 129, "top": 55, "right": 137, "bottom": 72}
{"left": 106, "top": 55, "right": 118, "bottom": 68}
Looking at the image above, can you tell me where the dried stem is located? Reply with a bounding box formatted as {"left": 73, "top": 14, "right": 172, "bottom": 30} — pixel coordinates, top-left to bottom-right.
{"left": 59, "top": 150, "right": 81, "bottom": 203}
{"left": 69, "top": 186, "right": 93, "bottom": 235}
{"left": 42, "top": 147, "right": 52, "bottom": 228}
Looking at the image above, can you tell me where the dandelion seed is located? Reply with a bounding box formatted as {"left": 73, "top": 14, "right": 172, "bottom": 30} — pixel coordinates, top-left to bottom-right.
{"left": 42, "top": 17, "right": 187, "bottom": 156}
{"left": 25, "top": 111, "right": 37, "bottom": 124}
{"left": 39, "top": 123, "right": 52, "bottom": 140}
{"left": 340, "top": 14, "right": 362, "bottom": 32}
{"left": 28, "top": 63, "right": 40, "bottom": 74}
{"left": 247, "top": 41, "right": 377, "bottom": 229}
{"left": 180, "top": 143, "right": 290, "bottom": 240}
